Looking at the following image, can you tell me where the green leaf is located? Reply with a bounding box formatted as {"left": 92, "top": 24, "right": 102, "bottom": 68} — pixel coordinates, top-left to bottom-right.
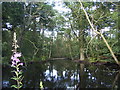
{"left": 18, "top": 75, "right": 22, "bottom": 79}
{"left": 11, "top": 70, "right": 19, "bottom": 76}
{"left": 14, "top": 71, "right": 19, "bottom": 76}
{"left": 19, "top": 81, "right": 23, "bottom": 85}
{"left": 11, "top": 85, "right": 18, "bottom": 88}
{"left": 18, "top": 71, "right": 23, "bottom": 75}
{"left": 20, "top": 76, "right": 24, "bottom": 82}
{"left": 11, "top": 77, "right": 18, "bottom": 80}
{"left": 18, "top": 85, "right": 23, "bottom": 89}
{"left": 11, "top": 70, "right": 17, "bottom": 73}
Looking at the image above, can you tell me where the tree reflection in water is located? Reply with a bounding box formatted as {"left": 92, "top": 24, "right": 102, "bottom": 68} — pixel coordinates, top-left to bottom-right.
{"left": 112, "top": 70, "right": 120, "bottom": 89}
{"left": 2, "top": 60, "right": 120, "bottom": 89}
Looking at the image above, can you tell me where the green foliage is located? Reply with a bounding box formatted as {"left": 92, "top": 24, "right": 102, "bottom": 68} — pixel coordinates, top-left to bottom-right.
{"left": 11, "top": 65, "right": 24, "bottom": 89}
{"left": 2, "top": 2, "right": 119, "bottom": 63}
{"left": 89, "top": 57, "right": 96, "bottom": 62}
{"left": 41, "top": 56, "right": 47, "bottom": 61}
{"left": 2, "top": 2, "right": 24, "bottom": 28}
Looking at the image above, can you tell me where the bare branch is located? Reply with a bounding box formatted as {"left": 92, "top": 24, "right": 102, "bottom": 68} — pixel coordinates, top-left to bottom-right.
{"left": 24, "top": 38, "right": 39, "bottom": 61}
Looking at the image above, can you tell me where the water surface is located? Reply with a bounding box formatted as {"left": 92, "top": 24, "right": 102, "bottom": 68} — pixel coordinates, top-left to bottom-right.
{"left": 2, "top": 60, "right": 120, "bottom": 89}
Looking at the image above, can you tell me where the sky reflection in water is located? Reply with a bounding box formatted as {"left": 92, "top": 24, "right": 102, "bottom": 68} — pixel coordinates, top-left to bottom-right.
{"left": 2, "top": 60, "right": 120, "bottom": 89}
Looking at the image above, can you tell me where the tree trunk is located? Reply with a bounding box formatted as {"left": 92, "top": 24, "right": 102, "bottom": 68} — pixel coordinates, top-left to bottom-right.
{"left": 79, "top": 30, "right": 85, "bottom": 60}
{"left": 48, "top": 41, "right": 52, "bottom": 58}
{"left": 68, "top": 43, "right": 74, "bottom": 60}
{"left": 80, "top": 48, "right": 84, "bottom": 60}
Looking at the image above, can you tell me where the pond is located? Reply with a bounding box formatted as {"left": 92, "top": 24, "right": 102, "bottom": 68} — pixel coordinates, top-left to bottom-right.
{"left": 2, "top": 60, "right": 120, "bottom": 89}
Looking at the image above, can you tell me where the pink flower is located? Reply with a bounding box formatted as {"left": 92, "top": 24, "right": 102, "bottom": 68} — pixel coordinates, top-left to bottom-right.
{"left": 14, "top": 53, "right": 21, "bottom": 58}
{"left": 11, "top": 56, "right": 14, "bottom": 60}
{"left": 19, "top": 63, "right": 23, "bottom": 66}
{"left": 14, "top": 59, "right": 20, "bottom": 63}
{"left": 11, "top": 53, "right": 21, "bottom": 62}
{"left": 11, "top": 52, "right": 23, "bottom": 67}
{"left": 12, "top": 61, "right": 16, "bottom": 64}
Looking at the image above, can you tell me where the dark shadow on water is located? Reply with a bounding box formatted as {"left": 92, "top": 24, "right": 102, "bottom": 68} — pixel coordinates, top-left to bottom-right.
{"left": 2, "top": 60, "right": 120, "bottom": 89}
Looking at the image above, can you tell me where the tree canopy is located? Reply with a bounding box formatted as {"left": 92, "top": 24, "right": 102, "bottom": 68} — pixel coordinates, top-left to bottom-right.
{"left": 2, "top": 2, "right": 120, "bottom": 64}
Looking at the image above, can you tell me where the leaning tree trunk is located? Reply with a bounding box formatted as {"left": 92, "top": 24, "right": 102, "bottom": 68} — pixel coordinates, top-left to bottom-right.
{"left": 79, "top": 0, "right": 119, "bottom": 65}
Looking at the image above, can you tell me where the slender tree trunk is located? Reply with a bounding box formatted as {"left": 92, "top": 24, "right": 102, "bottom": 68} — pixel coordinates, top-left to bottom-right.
{"left": 68, "top": 33, "right": 74, "bottom": 60}
{"left": 41, "top": 27, "right": 45, "bottom": 56}
{"left": 48, "top": 49, "right": 51, "bottom": 58}
{"left": 48, "top": 41, "right": 52, "bottom": 58}
{"left": 68, "top": 43, "right": 73, "bottom": 60}
{"left": 79, "top": 30, "right": 85, "bottom": 60}
{"left": 80, "top": 48, "right": 84, "bottom": 60}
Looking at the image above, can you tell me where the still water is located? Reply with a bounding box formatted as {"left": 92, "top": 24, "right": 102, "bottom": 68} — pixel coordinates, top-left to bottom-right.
{"left": 2, "top": 60, "right": 120, "bottom": 89}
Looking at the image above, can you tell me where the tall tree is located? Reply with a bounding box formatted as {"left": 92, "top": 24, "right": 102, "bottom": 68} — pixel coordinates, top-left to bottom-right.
{"left": 64, "top": 2, "right": 90, "bottom": 60}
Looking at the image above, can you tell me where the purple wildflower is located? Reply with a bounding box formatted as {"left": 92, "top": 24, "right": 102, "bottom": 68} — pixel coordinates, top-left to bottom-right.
{"left": 14, "top": 53, "right": 21, "bottom": 58}
{"left": 14, "top": 59, "right": 20, "bottom": 63}
{"left": 11, "top": 56, "right": 14, "bottom": 60}
{"left": 12, "top": 61, "right": 16, "bottom": 65}
{"left": 11, "top": 52, "right": 23, "bottom": 67}
{"left": 11, "top": 64, "right": 15, "bottom": 67}
{"left": 19, "top": 63, "right": 23, "bottom": 66}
